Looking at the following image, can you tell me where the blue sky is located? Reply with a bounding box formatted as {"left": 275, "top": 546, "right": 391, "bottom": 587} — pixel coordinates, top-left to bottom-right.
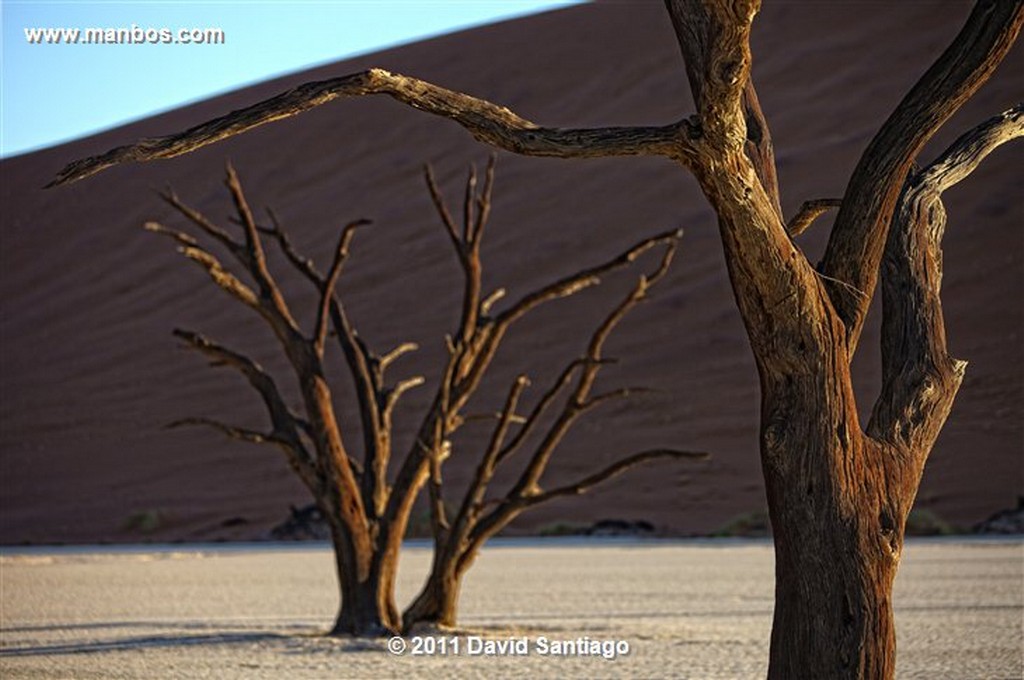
{"left": 1, "top": 1, "right": 581, "bottom": 158}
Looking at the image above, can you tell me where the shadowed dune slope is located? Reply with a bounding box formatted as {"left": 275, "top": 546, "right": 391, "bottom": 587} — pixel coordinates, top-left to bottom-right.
{"left": 1, "top": 1, "right": 1021, "bottom": 543}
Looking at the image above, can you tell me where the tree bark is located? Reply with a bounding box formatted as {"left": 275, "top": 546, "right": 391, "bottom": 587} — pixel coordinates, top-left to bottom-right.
{"left": 402, "top": 562, "right": 461, "bottom": 631}
{"left": 655, "top": 3, "right": 1021, "bottom": 677}
{"left": 762, "top": 408, "right": 906, "bottom": 678}
{"left": 327, "top": 517, "right": 401, "bottom": 636}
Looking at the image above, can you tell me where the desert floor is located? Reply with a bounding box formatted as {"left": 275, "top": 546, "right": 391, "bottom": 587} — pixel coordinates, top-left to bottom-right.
{"left": 1, "top": 538, "right": 1021, "bottom": 679}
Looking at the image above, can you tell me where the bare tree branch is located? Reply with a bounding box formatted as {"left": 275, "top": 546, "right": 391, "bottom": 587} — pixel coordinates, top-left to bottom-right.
{"left": 820, "top": 2, "right": 1024, "bottom": 355}
{"left": 473, "top": 157, "right": 496, "bottom": 245}
{"left": 918, "top": 103, "right": 1024, "bottom": 191}
{"left": 257, "top": 208, "right": 390, "bottom": 515}
{"left": 223, "top": 165, "right": 303, "bottom": 338}
{"left": 444, "top": 228, "right": 681, "bottom": 438}
{"left": 423, "top": 158, "right": 497, "bottom": 350}
{"left": 153, "top": 172, "right": 369, "bottom": 542}
{"left": 495, "top": 359, "right": 590, "bottom": 466}
{"left": 503, "top": 233, "right": 680, "bottom": 508}
{"left": 155, "top": 178, "right": 307, "bottom": 349}
{"left": 462, "top": 165, "right": 477, "bottom": 245}
{"left": 146, "top": 222, "right": 261, "bottom": 311}
{"left": 479, "top": 288, "right": 506, "bottom": 317}
{"left": 169, "top": 329, "right": 320, "bottom": 491}
{"left": 380, "top": 161, "right": 502, "bottom": 533}
{"left": 379, "top": 342, "right": 419, "bottom": 374}
{"left": 449, "top": 375, "right": 531, "bottom": 548}
{"left": 461, "top": 411, "right": 527, "bottom": 426}
{"left": 786, "top": 198, "right": 842, "bottom": 237}
{"left": 427, "top": 440, "right": 452, "bottom": 544}
{"left": 263, "top": 209, "right": 321, "bottom": 280}
{"left": 49, "top": 69, "right": 695, "bottom": 187}
{"left": 159, "top": 189, "right": 238, "bottom": 251}
{"left": 423, "top": 165, "right": 462, "bottom": 255}
{"left": 383, "top": 377, "right": 427, "bottom": 426}
{"left": 522, "top": 448, "right": 709, "bottom": 506}
{"left": 315, "top": 219, "right": 371, "bottom": 357}
{"left": 387, "top": 178, "right": 683, "bottom": 545}
{"left": 582, "top": 386, "right": 660, "bottom": 412}
{"left": 167, "top": 416, "right": 275, "bottom": 445}
{"left": 143, "top": 221, "right": 197, "bottom": 247}
{"left": 496, "top": 228, "right": 682, "bottom": 329}
{"left": 460, "top": 447, "right": 704, "bottom": 575}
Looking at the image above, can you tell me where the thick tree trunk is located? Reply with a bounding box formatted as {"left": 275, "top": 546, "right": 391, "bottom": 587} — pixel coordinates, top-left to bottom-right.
{"left": 767, "top": 497, "right": 901, "bottom": 680}
{"left": 402, "top": 567, "right": 461, "bottom": 632}
{"left": 327, "top": 519, "right": 401, "bottom": 636}
{"left": 762, "top": 409, "right": 911, "bottom": 679}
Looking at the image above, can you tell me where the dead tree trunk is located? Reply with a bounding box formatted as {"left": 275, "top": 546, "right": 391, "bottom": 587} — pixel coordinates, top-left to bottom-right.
{"left": 327, "top": 518, "right": 401, "bottom": 635}
{"left": 146, "top": 172, "right": 402, "bottom": 636}
{"left": 662, "top": 3, "right": 1022, "bottom": 676}
{"left": 399, "top": 173, "right": 694, "bottom": 629}
{"left": 399, "top": 162, "right": 704, "bottom": 631}
{"left": 51, "top": 0, "right": 1023, "bottom": 673}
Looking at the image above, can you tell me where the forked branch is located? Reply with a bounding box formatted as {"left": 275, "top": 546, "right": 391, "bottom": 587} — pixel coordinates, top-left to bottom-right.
{"left": 820, "top": 2, "right": 1024, "bottom": 353}
{"left": 868, "top": 105, "right": 1024, "bottom": 455}
{"left": 505, "top": 233, "right": 680, "bottom": 503}
{"left": 146, "top": 221, "right": 260, "bottom": 311}
{"left": 448, "top": 232, "right": 681, "bottom": 558}
{"left": 168, "top": 328, "right": 319, "bottom": 491}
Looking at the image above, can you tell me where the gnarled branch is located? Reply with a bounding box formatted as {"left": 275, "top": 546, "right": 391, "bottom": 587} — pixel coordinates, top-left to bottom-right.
{"left": 868, "top": 105, "right": 1024, "bottom": 455}
{"left": 917, "top": 103, "right": 1024, "bottom": 191}
{"left": 49, "top": 68, "right": 695, "bottom": 187}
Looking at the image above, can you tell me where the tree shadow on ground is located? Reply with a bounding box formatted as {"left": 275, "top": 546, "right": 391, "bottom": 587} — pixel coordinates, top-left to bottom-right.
{"left": 0, "top": 621, "right": 384, "bottom": 658}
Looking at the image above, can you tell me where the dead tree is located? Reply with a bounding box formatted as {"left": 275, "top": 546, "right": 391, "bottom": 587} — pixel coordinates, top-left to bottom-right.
{"left": 51, "top": 1, "right": 1022, "bottom": 675}
{"left": 403, "top": 164, "right": 699, "bottom": 630}
{"left": 144, "top": 158, "right": 702, "bottom": 636}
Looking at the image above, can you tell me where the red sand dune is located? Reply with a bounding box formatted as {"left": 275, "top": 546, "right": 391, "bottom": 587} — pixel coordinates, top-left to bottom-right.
{"left": 1, "top": 2, "right": 1021, "bottom": 544}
